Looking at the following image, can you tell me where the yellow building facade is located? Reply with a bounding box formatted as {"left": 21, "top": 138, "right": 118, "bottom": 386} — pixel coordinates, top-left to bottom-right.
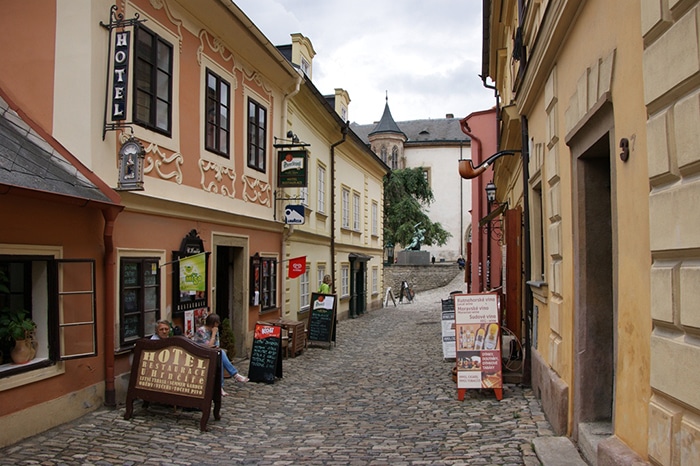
{"left": 477, "top": 0, "right": 698, "bottom": 464}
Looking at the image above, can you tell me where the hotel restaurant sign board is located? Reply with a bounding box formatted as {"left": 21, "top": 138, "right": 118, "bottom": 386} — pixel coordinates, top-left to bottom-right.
{"left": 278, "top": 150, "right": 308, "bottom": 188}
{"left": 124, "top": 336, "right": 221, "bottom": 431}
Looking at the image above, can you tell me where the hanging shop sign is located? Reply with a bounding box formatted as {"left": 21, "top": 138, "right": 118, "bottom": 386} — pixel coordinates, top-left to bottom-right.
{"left": 277, "top": 150, "right": 308, "bottom": 188}
{"left": 173, "top": 230, "right": 209, "bottom": 315}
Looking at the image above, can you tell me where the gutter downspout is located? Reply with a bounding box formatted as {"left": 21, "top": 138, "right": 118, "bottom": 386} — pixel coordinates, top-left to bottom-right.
{"left": 102, "top": 205, "right": 122, "bottom": 407}
{"left": 329, "top": 121, "right": 349, "bottom": 292}
{"left": 279, "top": 76, "right": 302, "bottom": 317}
{"left": 459, "top": 121, "right": 484, "bottom": 292}
{"left": 521, "top": 116, "right": 532, "bottom": 386}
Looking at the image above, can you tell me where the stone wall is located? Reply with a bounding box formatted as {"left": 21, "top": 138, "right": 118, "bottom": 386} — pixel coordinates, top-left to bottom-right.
{"left": 383, "top": 263, "right": 463, "bottom": 294}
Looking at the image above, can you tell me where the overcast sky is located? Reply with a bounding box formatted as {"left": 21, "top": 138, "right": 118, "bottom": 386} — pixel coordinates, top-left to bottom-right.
{"left": 233, "top": 0, "right": 496, "bottom": 125}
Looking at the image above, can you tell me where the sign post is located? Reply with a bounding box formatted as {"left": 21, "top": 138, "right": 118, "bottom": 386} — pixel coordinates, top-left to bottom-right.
{"left": 453, "top": 293, "right": 503, "bottom": 401}
{"left": 124, "top": 336, "right": 221, "bottom": 431}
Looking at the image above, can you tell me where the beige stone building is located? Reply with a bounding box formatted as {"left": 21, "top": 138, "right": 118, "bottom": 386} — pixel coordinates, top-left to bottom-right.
{"left": 476, "top": 0, "right": 698, "bottom": 464}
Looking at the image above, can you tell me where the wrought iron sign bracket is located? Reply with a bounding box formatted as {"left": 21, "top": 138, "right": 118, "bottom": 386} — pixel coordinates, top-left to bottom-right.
{"left": 100, "top": 5, "right": 147, "bottom": 140}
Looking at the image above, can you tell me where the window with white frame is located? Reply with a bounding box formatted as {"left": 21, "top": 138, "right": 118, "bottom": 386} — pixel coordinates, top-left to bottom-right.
{"left": 134, "top": 25, "right": 173, "bottom": 136}
{"left": 300, "top": 187, "right": 308, "bottom": 207}
{"left": 317, "top": 165, "right": 326, "bottom": 213}
{"left": 204, "top": 68, "right": 230, "bottom": 157}
{"left": 340, "top": 264, "right": 349, "bottom": 297}
{"left": 371, "top": 201, "right": 378, "bottom": 236}
{"left": 372, "top": 266, "right": 378, "bottom": 294}
{"left": 0, "top": 251, "right": 97, "bottom": 378}
{"left": 300, "top": 267, "right": 310, "bottom": 309}
{"left": 119, "top": 257, "right": 161, "bottom": 347}
{"left": 353, "top": 192, "right": 361, "bottom": 231}
{"left": 247, "top": 98, "right": 267, "bottom": 172}
{"left": 341, "top": 188, "right": 350, "bottom": 228}
{"left": 317, "top": 265, "right": 326, "bottom": 292}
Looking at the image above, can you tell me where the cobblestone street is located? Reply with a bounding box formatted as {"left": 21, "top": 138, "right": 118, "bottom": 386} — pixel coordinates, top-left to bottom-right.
{"left": 0, "top": 274, "right": 554, "bottom": 465}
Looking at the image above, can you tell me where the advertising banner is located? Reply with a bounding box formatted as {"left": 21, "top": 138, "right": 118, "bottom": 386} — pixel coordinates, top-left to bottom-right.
{"left": 453, "top": 293, "right": 503, "bottom": 391}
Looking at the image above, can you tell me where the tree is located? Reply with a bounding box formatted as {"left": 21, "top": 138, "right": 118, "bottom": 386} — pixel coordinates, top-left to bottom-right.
{"left": 383, "top": 167, "right": 451, "bottom": 249}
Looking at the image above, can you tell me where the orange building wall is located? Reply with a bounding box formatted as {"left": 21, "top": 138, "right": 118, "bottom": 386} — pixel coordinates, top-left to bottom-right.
{"left": 0, "top": 193, "right": 108, "bottom": 417}
{"left": 0, "top": 0, "right": 56, "bottom": 134}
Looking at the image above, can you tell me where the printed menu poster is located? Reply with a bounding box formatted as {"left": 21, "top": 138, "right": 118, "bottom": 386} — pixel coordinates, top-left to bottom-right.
{"left": 453, "top": 293, "right": 503, "bottom": 390}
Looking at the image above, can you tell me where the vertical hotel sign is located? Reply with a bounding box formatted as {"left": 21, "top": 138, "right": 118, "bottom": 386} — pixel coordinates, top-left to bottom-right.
{"left": 100, "top": 5, "right": 145, "bottom": 139}
{"left": 111, "top": 30, "right": 130, "bottom": 121}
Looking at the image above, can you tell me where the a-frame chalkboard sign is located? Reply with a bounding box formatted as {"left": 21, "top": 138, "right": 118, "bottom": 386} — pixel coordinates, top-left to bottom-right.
{"left": 248, "top": 322, "right": 283, "bottom": 384}
{"left": 307, "top": 293, "right": 337, "bottom": 348}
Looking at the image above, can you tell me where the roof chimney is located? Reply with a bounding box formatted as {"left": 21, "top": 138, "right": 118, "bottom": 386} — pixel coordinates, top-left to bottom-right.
{"left": 446, "top": 113, "right": 454, "bottom": 119}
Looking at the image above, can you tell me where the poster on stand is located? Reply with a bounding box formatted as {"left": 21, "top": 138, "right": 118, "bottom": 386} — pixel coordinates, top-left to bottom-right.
{"left": 453, "top": 293, "right": 502, "bottom": 390}
{"left": 441, "top": 298, "right": 456, "bottom": 359}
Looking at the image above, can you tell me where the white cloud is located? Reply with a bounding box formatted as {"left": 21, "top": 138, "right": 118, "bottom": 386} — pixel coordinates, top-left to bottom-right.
{"left": 234, "top": 0, "right": 495, "bottom": 124}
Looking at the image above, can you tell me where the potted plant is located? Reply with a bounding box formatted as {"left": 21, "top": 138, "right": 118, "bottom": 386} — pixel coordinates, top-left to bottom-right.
{"left": 0, "top": 270, "right": 37, "bottom": 364}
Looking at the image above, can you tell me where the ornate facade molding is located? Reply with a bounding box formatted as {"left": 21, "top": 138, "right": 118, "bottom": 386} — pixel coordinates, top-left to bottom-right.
{"left": 241, "top": 174, "right": 271, "bottom": 206}
{"left": 199, "top": 159, "right": 236, "bottom": 198}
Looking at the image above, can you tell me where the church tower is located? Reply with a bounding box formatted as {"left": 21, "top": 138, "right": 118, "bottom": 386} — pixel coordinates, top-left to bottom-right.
{"left": 368, "top": 95, "right": 406, "bottom": 170}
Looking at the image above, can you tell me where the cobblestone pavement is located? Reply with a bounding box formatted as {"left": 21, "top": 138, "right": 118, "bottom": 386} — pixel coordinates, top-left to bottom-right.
{"left": 0, "top": 274, "right": 554, "bottom": 465}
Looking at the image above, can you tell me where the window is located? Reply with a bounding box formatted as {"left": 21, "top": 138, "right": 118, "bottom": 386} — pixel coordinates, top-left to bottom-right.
{"left": 134, "top": 25, "right": 173, "bottom": 135}
{"left": 317, "top": 166, "right": 326, "bottom": 213}
{"left": 317, "top": 265, "right": 326, "bottom": 292}
{"left": 371, "top": 201, "right": 378, "bottom": 236}
{"left": 372, "top": 267, "right": 378, "bottom": 294}
{"left": 300, "top": 57, "right": 311, "bottom": 76}
{"left": 341, "top": 188, "right": 350, "bottom": 228}
{"left": 380, "top": 146, "right": 388, "bottom": 165}
{"left": 205, "top": 69, "right": 230, "bottom": 157}
{"left": 340, "top": 264, "right": 349, "bottom": 297}
{"left": 250, "top": 256, "right": 277, "bottom": 311}
{"left": 247, "top": 98, "right": 267, "bottom": 172}
{"left": 300, "top": 187, "right": 309, "bottom": 207}
{"left": 391, "top": 146, "right": 399, "bottom": 169}
{"left": 353, "top": 192, "right": 361, "bottom": 231}
{"left": 300, "top": 268, "right": 310, "bottom": 309}
{"left": 119, "top": 258, "right": 161, "bottom": 347}
{"left": 0, "top": 255, "right": 96, "bottom": 378}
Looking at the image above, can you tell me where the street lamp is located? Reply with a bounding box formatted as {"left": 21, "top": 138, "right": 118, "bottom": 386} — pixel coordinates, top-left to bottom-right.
{"left": 485, "top": 181, "right": 497, "bottom": 205}
{"left": 384, "top": 242, "right": 395, "bottom": 266}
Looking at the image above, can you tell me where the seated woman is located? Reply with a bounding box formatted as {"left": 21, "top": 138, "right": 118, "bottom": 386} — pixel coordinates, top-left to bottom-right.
{"left": 192, "top": 313, "right": 248, "bottom": 396}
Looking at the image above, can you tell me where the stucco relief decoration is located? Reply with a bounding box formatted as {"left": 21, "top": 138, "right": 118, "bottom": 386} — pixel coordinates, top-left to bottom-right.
{"left": 197, "top": 31, "right": 239, "bottom": 83}
{"left": 141, "top": 143, "right": 184, "bottom": 184}
{"left": 242, "top": 175, "right": 271, "bottom": 206}
{"left": 200, "top": 159, "right": 236, "bottom": 198}
{"left": 148, "top": 0, "right": 183, "bottom": 52}
{"left": 242, "top": 67, "right": 273, "bottom": 96}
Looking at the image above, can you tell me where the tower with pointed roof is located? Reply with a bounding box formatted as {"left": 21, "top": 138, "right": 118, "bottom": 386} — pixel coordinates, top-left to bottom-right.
{"left": 368, "top": 95, "right": 406, "bottom": 170}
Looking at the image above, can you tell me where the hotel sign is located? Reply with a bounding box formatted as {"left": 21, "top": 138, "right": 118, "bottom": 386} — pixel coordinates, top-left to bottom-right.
{"left": 111, "top": 31, "right": 130, "bottom": 121}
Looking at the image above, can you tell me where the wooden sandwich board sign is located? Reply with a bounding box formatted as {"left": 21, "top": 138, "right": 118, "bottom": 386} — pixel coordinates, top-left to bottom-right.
{"left": 453, "top": 292, "right": 503, "bottom": 401}
{"left": 124, "top": 336, "right": 221, "bottom": 431}
{"left": 248, "top": 322, "right": 283, "bottom": 384}
{"left": 307, "top": 293, "right": 337, "bottom": 348}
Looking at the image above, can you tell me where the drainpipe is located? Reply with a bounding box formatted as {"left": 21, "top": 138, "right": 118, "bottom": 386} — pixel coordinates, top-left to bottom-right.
{"left": 329, "top": 122, "right": 349, "bottom": 291}
{"left": 279, "top": 76, "right": 302, "bottom": 316}
{"left": 102, "top": 206, "right": 121, "bottom": 407}
{"left": 458, "top": 121, "right": 484, "bottom": 292}
{"left": 521, "top": 116, "right": 532, "bottom": 386}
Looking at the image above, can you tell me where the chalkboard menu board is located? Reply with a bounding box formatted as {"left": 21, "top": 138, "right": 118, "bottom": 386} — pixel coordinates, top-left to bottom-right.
{"left": 248, "top": 323, "right": 283, "bottom": 384}
{"left": 307, "top": 293, "right": 337, "bottom": 347}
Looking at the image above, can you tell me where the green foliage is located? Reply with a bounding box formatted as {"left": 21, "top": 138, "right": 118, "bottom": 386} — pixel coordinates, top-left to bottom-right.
{"left": 383, "top": 168, "right": 451, "bottom": 248}
{"left": 0, "top": 269, "right": 36, "bottom": 342}
{"left": 219, "top": 318, "right": 236, "bottom": 359}
{"left": 0, "top": 309, "right": 36, "bottom": 341}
